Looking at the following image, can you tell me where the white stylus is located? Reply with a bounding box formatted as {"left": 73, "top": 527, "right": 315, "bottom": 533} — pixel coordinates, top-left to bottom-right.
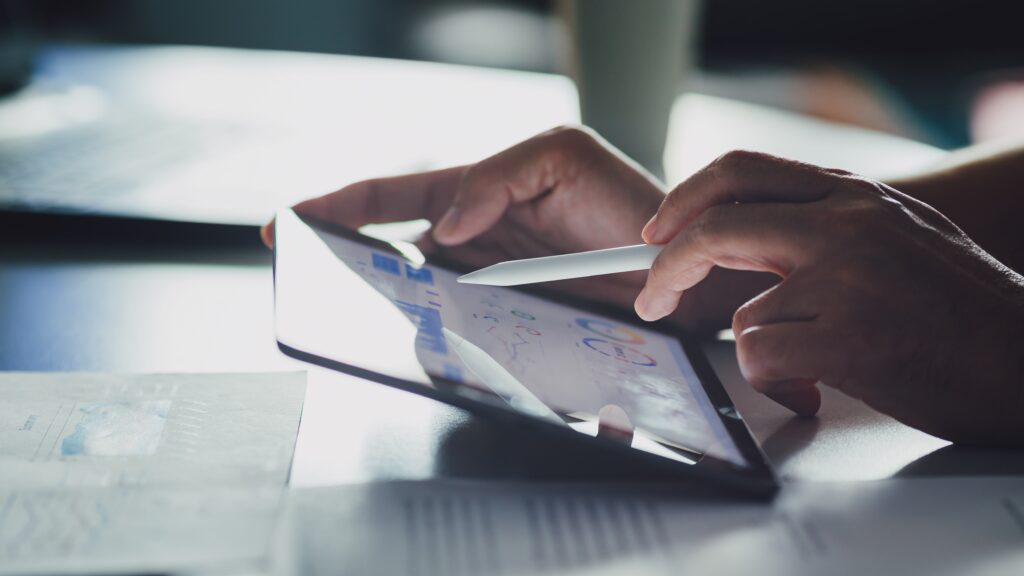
{"left": 457, "top": 244, "right": 663, "bottom": 286}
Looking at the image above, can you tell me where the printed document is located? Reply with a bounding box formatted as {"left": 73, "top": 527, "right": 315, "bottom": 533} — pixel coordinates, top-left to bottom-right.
{"left": 280, "top": 476, "right": 1024, "bottom": 576}
{"left": 0, "top": 372, "right": 306, "bottom": 575}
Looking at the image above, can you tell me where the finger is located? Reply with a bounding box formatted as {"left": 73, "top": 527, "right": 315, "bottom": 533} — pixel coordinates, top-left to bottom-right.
{"left": 736, "top": 322, "right": 834, "bottom": 393}
{"left": 260, "top": 219, "right": 275, "bottom": 249}
{"left": 292, "top": 166, "right": 467, "bottom": 230}
{"left": 635, "top": 203, "right": 815, "bottom": 321}
{"left": 767, "top": 385, "right": 822, "bottom": 418}
{"left": 643, "top": 150, "right": 846, "bottom": 245}
{"left": 671, "top": 269, "right": 780, "bottom": 333}
{"left": 738, "top": 323, "right": 826, "bottom": 417}
{"left": 733, "top": 286, "right": 827, "bottom": 416}
{"left": 731, "top": 271, "right": 822, "bottom": 337}
{"left": 433, "top": 126, "right": 597, "bottom": 246}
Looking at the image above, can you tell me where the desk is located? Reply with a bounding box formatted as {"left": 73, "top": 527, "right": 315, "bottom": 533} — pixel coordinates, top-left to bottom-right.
{"left": 5, "top": 214, "right": 1022, "bottom": 491}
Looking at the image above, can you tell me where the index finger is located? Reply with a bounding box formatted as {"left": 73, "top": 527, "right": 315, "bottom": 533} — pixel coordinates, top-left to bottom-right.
{"left": 260, "top": 166, "right": 467, "bottom": 249}
{"left": 644, "top": 151, "right": 844, "bottom": 245}
{"left": 635, "top": 203, "right": 815, "bottom": 321}
{"left": 432, "top": 125, "right": 606, "bottom": 245}
{"left": 292, "top": 165, "right": 469, "bottom": 230}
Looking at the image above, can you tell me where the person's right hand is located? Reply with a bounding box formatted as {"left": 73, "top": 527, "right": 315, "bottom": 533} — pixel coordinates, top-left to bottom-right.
{"left": 634, "top": 151, "right": 1024, "bottom": 442}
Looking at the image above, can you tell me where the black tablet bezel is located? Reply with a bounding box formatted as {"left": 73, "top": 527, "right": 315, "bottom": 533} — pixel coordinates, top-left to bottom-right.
{"left": 273, "top": 209, "right": 778, "bottom": 498}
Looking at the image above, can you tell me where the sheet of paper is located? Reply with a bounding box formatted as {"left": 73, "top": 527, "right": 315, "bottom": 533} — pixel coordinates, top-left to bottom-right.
{"left": 0, "top": 486, "right": 281, "bottom": 575}
{"left": 0, "top": 372, "right": 306, "bottom": 488}
{"left": 279, "top": 476, "right": 1024, "bottom": 576}
{"left": 0, "top": 372, "right": 307, "bottom": 575}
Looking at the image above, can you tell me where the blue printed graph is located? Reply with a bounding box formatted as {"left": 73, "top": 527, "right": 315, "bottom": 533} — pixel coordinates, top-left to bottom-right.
{"left": 372, "top": 253, "right": 401, "bottom": 276}
{"left": 405, "top": 265, "right": 434, "bottom": 285}
{"left": 394, "top": 300, "right": 447, "bottom": 355}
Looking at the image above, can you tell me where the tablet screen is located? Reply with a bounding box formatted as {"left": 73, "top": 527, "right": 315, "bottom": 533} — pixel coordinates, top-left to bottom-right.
{"left": 275, "top": 210, "right": 751, "bottom": 469}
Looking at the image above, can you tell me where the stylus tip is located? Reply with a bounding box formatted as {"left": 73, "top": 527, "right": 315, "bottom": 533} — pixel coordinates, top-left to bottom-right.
{"left": 457, "top": 270, "right": 488, "bottom": 284}
{"left": 457, "top": 263, "right": 517, "bottom": 286}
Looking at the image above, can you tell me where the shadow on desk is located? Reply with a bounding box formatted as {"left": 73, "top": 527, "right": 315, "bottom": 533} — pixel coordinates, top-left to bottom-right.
{"left": 435, "top": 400, "right": 1024, "bottom": 487}
{"left": 897, "top": 445, "right": 1024, "bottom": 478}
{"left": 431, "top": 414, "right": 744, "bottom": 500}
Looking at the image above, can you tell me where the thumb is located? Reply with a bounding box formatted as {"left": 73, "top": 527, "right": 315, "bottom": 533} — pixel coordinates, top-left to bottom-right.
{"left": 431, "top": 174, "right": 514, "bottom": 246}
{"left": 431, "top": 126, "right": 594, "bottom": 245}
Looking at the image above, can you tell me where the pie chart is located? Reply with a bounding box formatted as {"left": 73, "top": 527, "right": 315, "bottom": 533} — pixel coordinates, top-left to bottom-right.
{"left": 575, "top": 318, "right": 645, "bottom": 344}
{"left": 581, "top": 337, "right": 657, "bottom": 366}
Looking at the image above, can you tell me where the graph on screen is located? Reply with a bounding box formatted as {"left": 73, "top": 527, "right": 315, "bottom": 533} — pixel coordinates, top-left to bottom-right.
{"left": 315, "top": 234, "right": 744, "bottom": 464}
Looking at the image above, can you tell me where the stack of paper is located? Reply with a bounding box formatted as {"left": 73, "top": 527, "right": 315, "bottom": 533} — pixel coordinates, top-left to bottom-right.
{"left": 0, "top": 372, "right": 306, "bottom": 575}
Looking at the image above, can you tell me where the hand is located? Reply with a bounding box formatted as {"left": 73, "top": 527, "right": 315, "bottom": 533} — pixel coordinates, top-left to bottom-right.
{"left": 264, "top": 126, "right": 769, "bottom": 325}
{"left": 635, "top": 151, "right": 1024, "bottom": 444}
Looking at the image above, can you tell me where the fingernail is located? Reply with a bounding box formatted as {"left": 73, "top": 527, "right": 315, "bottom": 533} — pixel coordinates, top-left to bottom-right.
{"left": 434, "top": 206, "right": 461, "bottom": 241}
{"left": 641, "top": 213, "right": 658, "bottom": 243}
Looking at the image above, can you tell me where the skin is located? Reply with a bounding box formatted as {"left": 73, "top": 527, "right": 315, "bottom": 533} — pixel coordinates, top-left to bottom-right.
{"left": 262, "top": 126, "right": 772, "bottom": 331}
{"left": 263, "top": 126, "right": 1024, "bottom": 446}
{"left": 636, "top": 150, "right": 1024, "bottom": 444}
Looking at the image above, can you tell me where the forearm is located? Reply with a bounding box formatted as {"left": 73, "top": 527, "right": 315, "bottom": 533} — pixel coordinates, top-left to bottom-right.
{"left": 886, "top": 139, "right": 1024, "bottom": 274}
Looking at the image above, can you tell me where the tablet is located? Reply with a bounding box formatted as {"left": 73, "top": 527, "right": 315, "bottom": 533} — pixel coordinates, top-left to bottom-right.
{"left": 274, "top": 209, "right": 777, "bottom": 497}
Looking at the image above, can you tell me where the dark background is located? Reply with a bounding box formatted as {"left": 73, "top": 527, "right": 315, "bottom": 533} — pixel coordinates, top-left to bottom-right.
{"left": 4, "top": 0, "right": 1022, "bottom": 148}
{"left": 16, "top": 0, "right": 1023, "bottom": 67}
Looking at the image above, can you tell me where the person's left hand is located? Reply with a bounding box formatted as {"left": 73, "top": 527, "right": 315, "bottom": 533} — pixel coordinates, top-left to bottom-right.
{"left": 634, "top": 151, "right": 1024, "bottom": 445}
{"left": 262, "top": 126, "right": 774, "bottom": 332}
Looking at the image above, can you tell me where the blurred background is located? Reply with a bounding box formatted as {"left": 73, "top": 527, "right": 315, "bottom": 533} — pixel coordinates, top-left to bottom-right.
{"left": 2, "top": 0, "right": 1024, "bottom": 226}
{"left": 7, "top": 0, "right": 1023, "bottom": 146}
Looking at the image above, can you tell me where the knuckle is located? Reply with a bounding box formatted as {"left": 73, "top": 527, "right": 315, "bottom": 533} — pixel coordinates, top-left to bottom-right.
{"left": 543, "top": 124, "right": 598, "bottom": 151}
{"left": 704, "top": 150, "right": 774, "bottom": 194}
{"left": 457, "top": 164, "right": 484, "bottom": 200}
{"left": 715, "top": 149, "right": 756, "bottom": 166}
{"left": 840, "top": 176, "right": 893, "bottom": 206}
{"left": 819, "top": 183, "right": 892, "bottom": 236}
{"left": 820, "top": 166, "right": 856, "bottom": 179}
{"left": 690, "top": 204, "right": 728, "bottom": 239}
{"left": 647, "top": 256, "right": 671, "bottom": 288}
{"left": 648, "top": 254, "right": 687, "bottom": 292}
{"left": 658, "top": 183, "right": 691, "bottom": 218}
{"left": 713, "top": 149, "right": 770, "bottom": 171}
{"left": 732, "top": 301, "right": 758, "bottom": 335}
{"left": 535, "top": 125, "right": 601, "bottom": 174}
